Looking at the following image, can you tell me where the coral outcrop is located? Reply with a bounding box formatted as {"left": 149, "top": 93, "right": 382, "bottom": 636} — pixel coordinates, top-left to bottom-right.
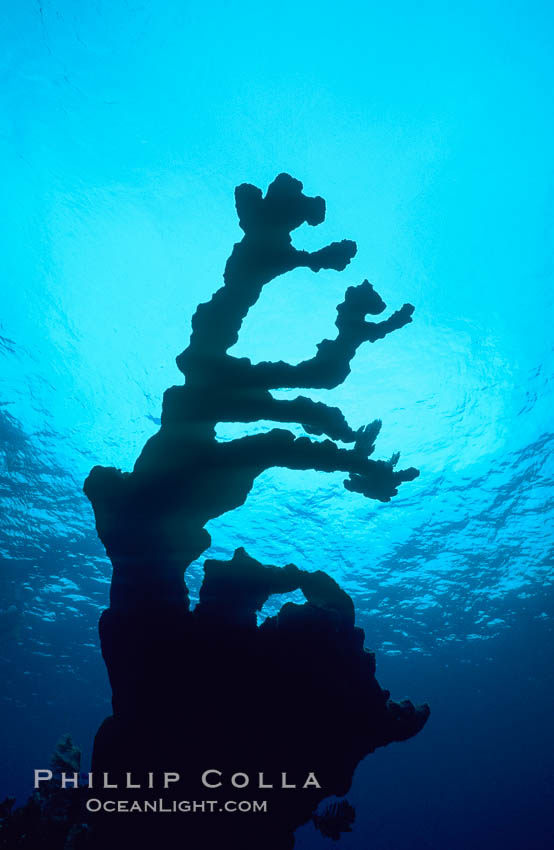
{"left": 84, "top": 175, "right": 429, "bottom": 849}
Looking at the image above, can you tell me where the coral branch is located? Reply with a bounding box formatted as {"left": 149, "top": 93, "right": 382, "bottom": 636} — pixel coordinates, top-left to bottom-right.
{"left": 250, "top": 280, "right": 414, "bottom": 391}
{"left": 176, "top": 174, "right": 357, "bottom": 381}
{"left": 223, "top": 428, "right": 419, "bottom": 503}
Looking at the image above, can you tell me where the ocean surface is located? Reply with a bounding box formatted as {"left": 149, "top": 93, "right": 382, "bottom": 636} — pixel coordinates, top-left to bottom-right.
{"left": 1, "top": 3, "right": 553, "bottom": 848}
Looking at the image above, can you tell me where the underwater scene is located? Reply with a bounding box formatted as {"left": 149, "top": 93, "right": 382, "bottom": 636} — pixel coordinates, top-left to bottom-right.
{"left": 1, "top": 2, "right": 554, "bottom": 849}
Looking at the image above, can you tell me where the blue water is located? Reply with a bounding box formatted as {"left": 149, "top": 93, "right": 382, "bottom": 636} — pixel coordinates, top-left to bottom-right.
{"left": 1, "top": 2, "right": 553, "bottom": 847}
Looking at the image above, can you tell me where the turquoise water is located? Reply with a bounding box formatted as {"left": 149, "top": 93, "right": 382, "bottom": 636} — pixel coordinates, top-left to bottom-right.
{"left": 1, "top": 3, "right": 553, "bottom": 847}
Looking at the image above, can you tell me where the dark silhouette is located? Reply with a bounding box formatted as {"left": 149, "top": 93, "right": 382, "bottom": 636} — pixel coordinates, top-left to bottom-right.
{"left": 0, "top": 736, "right": 91, "bottom": 849}
{"left": 84, "top": 174, "right": 429, "bottom": 849}
{"left": 313, "top": 799, "right": 356, "bottom": 841}
{"left": 84, "top": 173, "right": 418, "bottom": 608}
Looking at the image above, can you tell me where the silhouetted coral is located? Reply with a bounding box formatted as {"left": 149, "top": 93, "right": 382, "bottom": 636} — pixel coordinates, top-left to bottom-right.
{"left": 82, "top": 175, "right": 429, "bottom": 849}
{"left": 0, "top": 736, "right": 91, "bottom": 850}
{"left": 84, "top": 173, "right": 418, "bottom": 608}
{"left": 90, "top": 550, "right": 428, "bottom": 849}
{"left": 313, "top": 799, "right": 356, "bottom": 840}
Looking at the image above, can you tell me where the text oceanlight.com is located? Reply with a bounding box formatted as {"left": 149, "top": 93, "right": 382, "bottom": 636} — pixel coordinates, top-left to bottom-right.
{"left": 86, "top": 799, "right": 268, "bottom": 813}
